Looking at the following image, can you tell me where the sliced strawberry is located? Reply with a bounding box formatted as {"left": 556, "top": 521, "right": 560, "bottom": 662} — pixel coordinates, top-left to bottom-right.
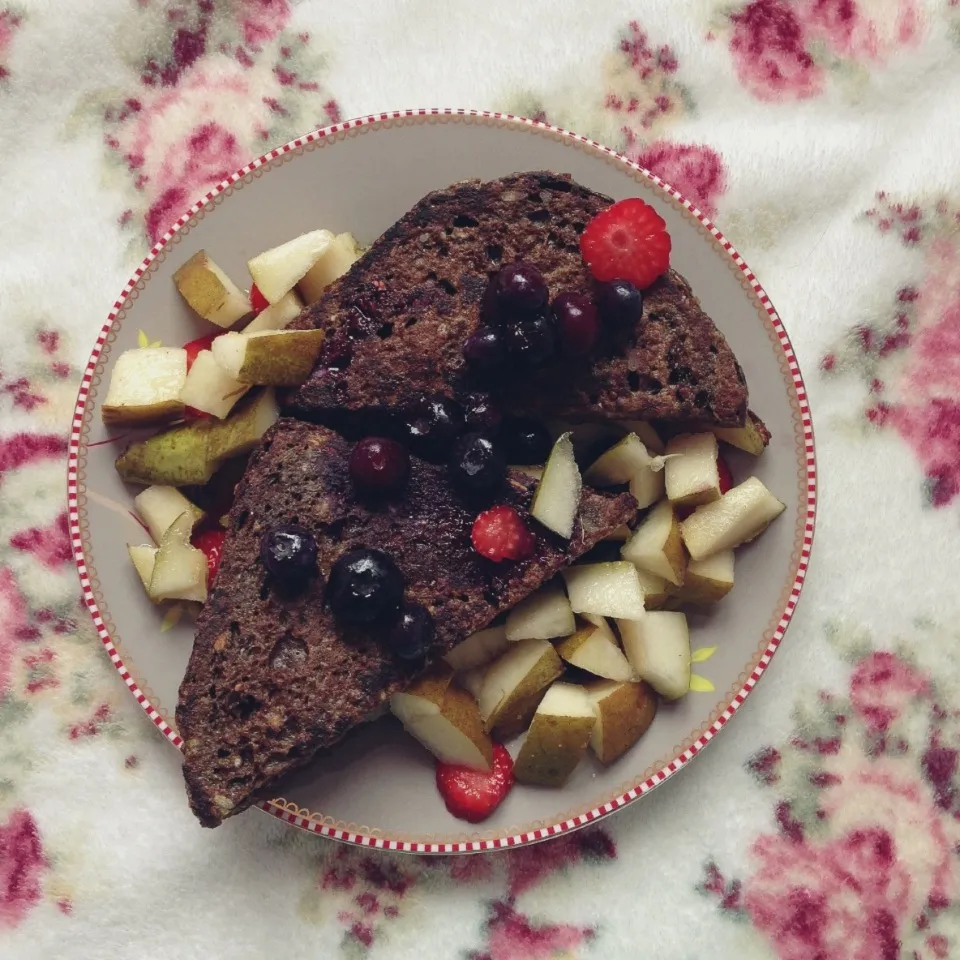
{"left": 183, "top": 332, "right": 222, "bottom": 371}
{"left": 250, "top": 283, "right": 270, "bottom": 315}
{"left": 580, "top": 197, "right": 671, "bottom": 290}
{"left": 436, "top": 742, "right": 514, "bottom": 823}
{"left": 718, "top": 453, "right": 733, "bottom": 495}
{"left": 191, "top": 527, "right": 227, "bottom": 587}
{"left": 471, "top": 506, "right": 536, "bottom": 562}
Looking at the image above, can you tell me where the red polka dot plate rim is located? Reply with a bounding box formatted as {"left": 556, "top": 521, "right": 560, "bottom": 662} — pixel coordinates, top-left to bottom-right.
{"left": 67, "top": 109, "right": 816, "bottom": 853}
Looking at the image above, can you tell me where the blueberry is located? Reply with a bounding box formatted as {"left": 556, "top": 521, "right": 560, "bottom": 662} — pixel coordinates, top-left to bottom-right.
{"left": 388, "top": 603, "right": 436, "bottom": 661}
{"left": 597, "top": 279, "right": 643, "bottom": 329}
{"left": 260, "top": 525, "right": 318, "bottom": 582}
{"left": 462, "top": 393, "right": 503, "bottom": 435}
{"left": 449, "top": 432, "right": 506, "bottom": 494}
{"left": 500, "top": 417, "right": 552, "bottom": 465}
{"left": 405, "top": 395, "right": 465, "bottom": 461}
{"left": 327, "top": 548, "right": 404, "bottom": 624}
{"left": 502, "top": 312, "right": 555, "bottom": 367}
{"left": 462, "top": 326, "right": 506, "bottom": 373}
{"left": 496, "top": 262, "right": 548, "bottom": 314}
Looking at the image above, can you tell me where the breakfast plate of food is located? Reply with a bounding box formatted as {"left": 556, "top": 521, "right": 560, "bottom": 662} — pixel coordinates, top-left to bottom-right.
{"left": 68, "top": 108, "right": 816, "bottom": 853}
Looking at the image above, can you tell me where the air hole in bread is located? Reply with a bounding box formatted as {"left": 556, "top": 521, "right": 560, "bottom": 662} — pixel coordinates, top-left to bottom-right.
{"left": 236, "top": 509, "right": 249, "bottom": 529}
{"left": 694, "top": 390, "right": 710, "bottom": 408}
{"left": 485, "top": 244, "right": 503, "bottom": 263}
{"left": 439, "top": 278, "right": 457, "bottom": 296}
{"left": 404, "top": 316, "right": 419, "bottom": 328}
{"left": 376, "top": 323, "right": 394, "bottom": 339}
{"left": 628, "top": 372, "right": 662, "bottom": 394}
{"left": 668, "top": 366, "right": 697, "bottom": 386}
{"left": 453, "top": 214, "right": 478, "bottom": 228}
{"left": 527, "top": 209, "right": 551, "bottom": 223}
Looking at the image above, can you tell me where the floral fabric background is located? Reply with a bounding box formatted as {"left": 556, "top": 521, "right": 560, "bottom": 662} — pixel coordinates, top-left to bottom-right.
{"left": 2, "top": 0, "right": 960, "bottom": 957}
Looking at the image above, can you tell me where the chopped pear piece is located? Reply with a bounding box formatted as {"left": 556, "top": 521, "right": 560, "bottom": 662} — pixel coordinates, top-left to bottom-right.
{"left": 665, "top": 549, "right": 735, "bottom": 609}
{"left": 530, "top": 433, "right": 581, "bottom": 538}
{"left": 583, "top": 433, "right": 665, "bottom": 507}
{"left": 147, "top": 512, "right": 207, "bottom": 603}
{"left": 459, "top": 665, "right": 488, "bottom": 700}
{"left": 629, "top": 463, "right": 667, "bottom": 510}
{"left": 391, "top": 668, "right": 492, "bottom": 771}
{"left": 561, "top": 562, "right": 646, "bottom": 620}
{"left": 505, "top": 580, "right": 575, "bottom": 642}
{"left": 116, "top": 389, "right": 278, "bottom": 486}
{"left": 297, "top": 232, "right": 361, "bottom": 304}
{"left": 618, "top": 611, "right": 691, "bottom": 700}
{"left": 617, "top": 420, "right": 665, "bottom": 454}
{"left": 665, "top": 433, "right": 721, "bottom": 507}
{"left": 205, "top": 388, "right": 279, "bottom": 462}
{"left": 621, "top": 500, "right": 686, "bottom": 586}
{"left": 514, "top": 683, "right": 596, "bottom": 786}
{"left": 444, "top": 625, "right": 510, "bottom": 674}
{"left": 680, "top": 477, "right": 786, "bottom": 560}
{"left": 556, "top": 615, "right": 636, "bottom": 681}
{"left": 116, "top": 422, "right": 217, "bottom": 487}
{"left": 243, "top": 290, "right": 304, "bottom": 334}
{"left": 133, "top": 486, "right": 204, "bottom": 542}
{"left": 603, "top": 523, "right": 634, "bottom": 543}
{"left": 211, "top": 329, "right": 326, "bottom": 386}
{"left": 586, "top": 680, "right": 658, "bottom": 764}
{"left": 712, "top": 410, "right": 771, "bottom": 455}
{"left": 247, "top": 229, "right": 334, "bottom": 303}
{"left": 127, "top": 544, "right": 158, "bottom": 594}
{"left": 548, "top": 421, "right": 624, "bottom": 463}
{"left": 172, "top": 250, "right": 251, "bottom": 328}
{"left": 478, "top": 638, "right": 563, "bottom": 738}
{"left": 102, "top": 347, "right": 187, "bottom": 426}
{"left": 179, "top": 349, "right": 248, "bottom": 419}
{"left": 633, "top": 567, "right": 670, "bottom": 610}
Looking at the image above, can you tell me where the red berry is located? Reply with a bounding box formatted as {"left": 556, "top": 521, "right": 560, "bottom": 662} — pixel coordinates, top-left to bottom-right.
{"left": 183, "top": 332, "right": 222, "bottom": 372}
{"left": 718, "top": 453, "right": 733, "bottom": 495}
{"left": 580, "top": 198, "right": 671, "bottom": 290}
{"left": 553, "top": 292, "right": 601, "bottom": 356}
{"left": 250, "top": 283, "right": 270, "bottom": 315}
{"left": 471, "top": 506, "right": 536, "bottom": 562}
{"left": 191, "top": 527, "right": 227, "bottom": 587}
{"left": 435, "top": 742, "right": 514, "bottom": 823}
{"left": 349, "top": 437, "right": 410, "bottom": 493}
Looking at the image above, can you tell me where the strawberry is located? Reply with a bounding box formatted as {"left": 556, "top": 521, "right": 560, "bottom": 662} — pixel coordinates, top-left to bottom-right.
{"left": 183, "top": 332, "right": 222, "bottom": 371}
{"left": 718, "top": 453, "right": 733, "bottom": 495}
{"left": 191, "top": 527, "right": 227, "bottom": 587}
{"left": 250, "top": 283, "right": 270, "bottom": 315}
{"left": 182, "top": 332, "right": 223, "bottom": 420}
{"left": 580, "top": 197, "right": 671, "bottom": 290}
{"left": 435, "top": 742, "right": 514, "bottom": 823}
{"left": 471, "top": 506, "right": 536, "bottom": 562}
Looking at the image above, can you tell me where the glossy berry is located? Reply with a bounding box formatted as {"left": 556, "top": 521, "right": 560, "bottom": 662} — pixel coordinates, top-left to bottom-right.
{"left": 192, "top": 527, "right": 227, "bottom": 587}
{"left": 463, "top": 393, "right": 503, "bottom": 435}
{"left": 499, "top": 417, "right": 552, "bottom": 465}
{"left": 388, "top": 603, "right": 436, "bottom": 661}
{"left": 471, "top": 506, "right": 536, "bottom": 562}
{"left": 260, "top": 524, "right": 318, "bottom": 582}
{"left": 597, "top": 279, "right": 643, "bottom": 330}
{"left": 436, "top": 742, "right": 515, "bottom": 823}
{"left": 502, "top": 312, "right": 555, "bottom": 367}
{"left": 496, "top": 262, "right": 548, "bottom": 314}
{"left": 462, "top": 326, "right": 506, "bottom": 372}
{"left": 552, "top": 292, "right": 601, "bottom": 356}
{"left": 405, "top": 395, "right": 465, "bottom": 460}
{"left": 580, "top": 198, "right": 671, "bottom": 290}
{"left": 718, "top": 453, "right": 733, "bottom": 495}
{"left": 349, "top": 437, "right": 410, "bottom": 494}
{"left": 450, "top": 433, "right": 506, "bottom": 494}
{"left": 327, "top": 548, "right": 404, "bottom": 624}
{"left": 250, "top": 283, "right": 270, "bottom": 315}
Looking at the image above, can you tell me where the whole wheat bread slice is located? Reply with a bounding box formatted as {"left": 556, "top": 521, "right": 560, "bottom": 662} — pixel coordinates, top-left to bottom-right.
{"left": 284, "top": 171, "right": 748, "bottom": 429}
{"left": 176, "top": 419, "right": 636, "bottom": 826}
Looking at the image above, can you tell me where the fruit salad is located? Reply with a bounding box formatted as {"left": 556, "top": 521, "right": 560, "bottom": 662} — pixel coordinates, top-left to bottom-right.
{"left": 103, "top": 194, "right": 785, "bottom": 825}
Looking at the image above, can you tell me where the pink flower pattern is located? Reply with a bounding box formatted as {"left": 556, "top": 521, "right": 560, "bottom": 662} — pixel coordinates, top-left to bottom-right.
{"left": 722, "top": 0, "right": 923, "bottom": 101}
{"left": 0, "top": 809, "right": 47, "bottom": 928}
{"left": 631, "top": 140, "right": 727, "bottom": 218}
{"left": 703, "top": 634, "right": 960, "bottom": 958}
{"left": 0, "top": 8, "right": 23, "bottom": 82}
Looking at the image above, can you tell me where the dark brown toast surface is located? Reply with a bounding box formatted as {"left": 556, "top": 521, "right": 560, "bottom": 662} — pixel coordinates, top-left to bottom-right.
{"left": 176, "top": 419, "right": 636, "bottom": 826}
{"left": 284, "top": 172, "right": 748, "bottom": 428}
